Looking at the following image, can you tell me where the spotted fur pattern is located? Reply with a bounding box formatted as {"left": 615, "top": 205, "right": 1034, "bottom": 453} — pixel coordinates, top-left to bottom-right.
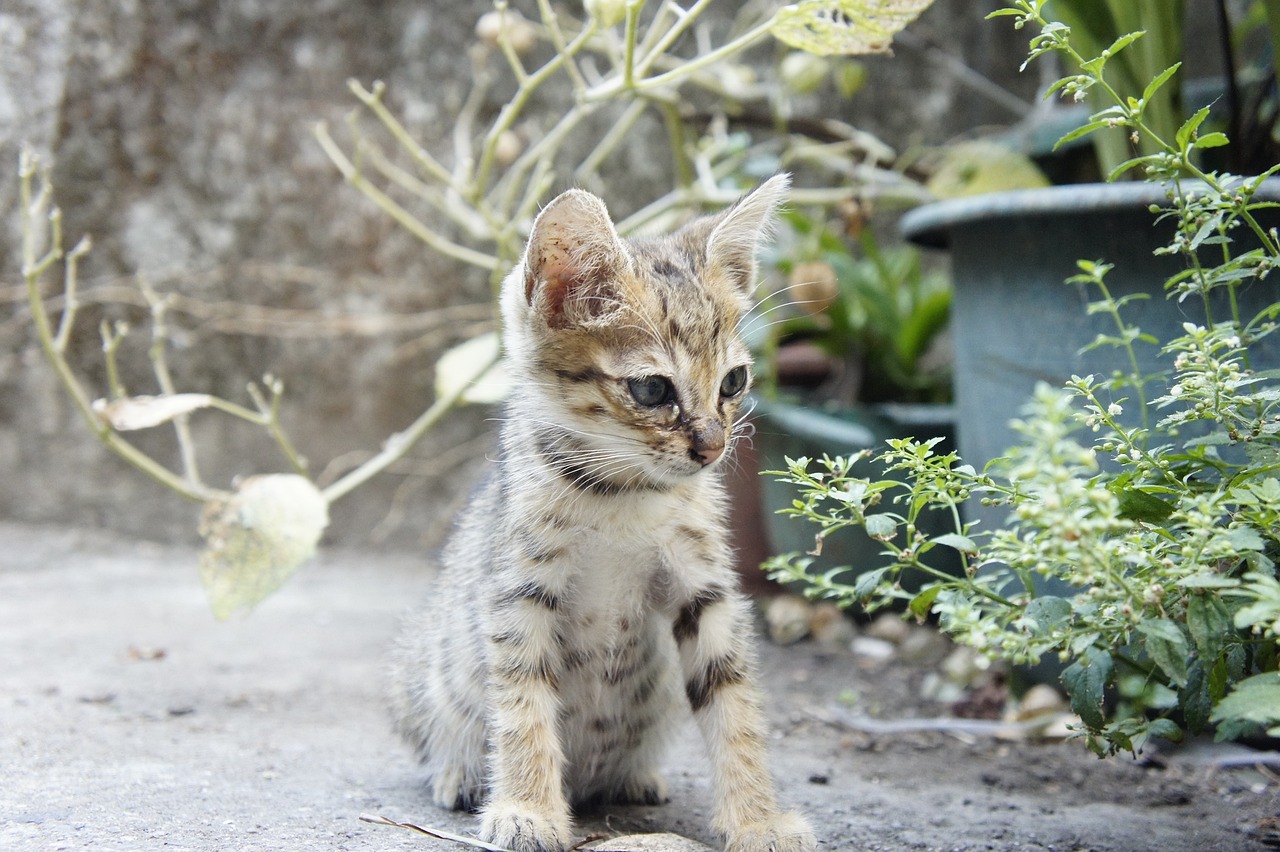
{"left": 390, "top": 175, "right": 816, "bottom": 852}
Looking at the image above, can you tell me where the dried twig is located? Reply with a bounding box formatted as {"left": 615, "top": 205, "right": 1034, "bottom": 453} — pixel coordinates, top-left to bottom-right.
{"left": 19, "top": 148, "right": 224, "bottom": 503}
{"left": 358, "top": 813, "right": 514, "bottom": 851}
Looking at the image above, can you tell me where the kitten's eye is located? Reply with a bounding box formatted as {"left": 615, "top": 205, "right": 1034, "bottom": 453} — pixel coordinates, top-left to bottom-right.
{"left": 720, "top": 365, "right": 749, "bottom": 398}
{"left": 628, "top": 375, "right": 674, "bottom": 407}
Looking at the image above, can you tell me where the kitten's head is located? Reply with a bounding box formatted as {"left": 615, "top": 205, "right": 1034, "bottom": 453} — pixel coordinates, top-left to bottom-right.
{"left": 501, "top": 175, "right": 789, "bottom": 490}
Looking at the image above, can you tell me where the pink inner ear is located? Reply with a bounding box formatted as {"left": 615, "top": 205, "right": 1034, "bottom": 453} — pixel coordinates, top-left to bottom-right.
{"left": 525, "top": 246, "right": 571, "bottom": 298}
{"left": 542, "top": 272, "right": 572, "bottom": 324}
{"left": 533, "top": 255, "right": 585, "bottom": 329}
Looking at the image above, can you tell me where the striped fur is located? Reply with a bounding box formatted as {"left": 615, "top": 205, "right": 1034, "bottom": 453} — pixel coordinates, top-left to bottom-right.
{"left": 389, "top": 175, "right": 815, "bottom": 852}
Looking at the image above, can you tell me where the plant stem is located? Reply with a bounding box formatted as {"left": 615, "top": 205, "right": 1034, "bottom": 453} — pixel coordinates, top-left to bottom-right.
{"left": 53, "top": 236, "right": 89, "bottom": 352}
{"left": 622, "top": 0, "right": 641, "bottom": 89}
{"left": 244, "top": 379, "right": 310, "bottom": 477}
{"left": 321, "top": 349, "right": 500, "bottom": 504}
{"left": 140, "top": 278, "right": 204, "bottom": 490}
{"left": 471, "top": 20, "right": 599, "bottom": 202}
{"left": 313, "top": 122, "right": 500, "bottom": 271}
{"left": 347, "top": 80, "right": 458, "bottom": 190}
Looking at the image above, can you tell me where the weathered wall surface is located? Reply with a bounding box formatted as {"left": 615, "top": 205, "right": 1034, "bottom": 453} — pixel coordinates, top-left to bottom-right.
{"left": 0, "top": 0, "right": 1035, "bottom": 548}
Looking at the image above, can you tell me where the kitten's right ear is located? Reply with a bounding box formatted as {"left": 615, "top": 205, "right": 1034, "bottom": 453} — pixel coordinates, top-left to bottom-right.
{"left": 523, "top": 189, "right": 631, "bottom": 329}
{"left": 705, "top": 173, "right": 790, "bottom": 302}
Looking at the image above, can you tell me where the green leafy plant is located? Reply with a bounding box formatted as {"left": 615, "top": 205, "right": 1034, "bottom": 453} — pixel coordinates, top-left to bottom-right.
{"left": 766, "top": 0, "right": 1280, "bottom": 756}
{"left": 755, "top": 210, "right": 951, "bottom": 405}
{"left": 1042, "top": 0, "right": 1280, "bottom": 180}
{"left": 1046, "top": 0, "right": 1184, "bottom": 177}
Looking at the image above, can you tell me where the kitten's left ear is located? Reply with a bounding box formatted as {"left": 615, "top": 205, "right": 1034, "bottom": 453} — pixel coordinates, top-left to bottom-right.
{"left": 522, "top": 188, "right": 632, "bottom": 329}
{"left": 705, "top": 173, "right": 790, "bottom": 300}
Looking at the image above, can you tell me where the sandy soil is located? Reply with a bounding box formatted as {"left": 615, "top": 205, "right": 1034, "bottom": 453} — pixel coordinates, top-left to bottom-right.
{"left": 2, "top": 521, "right": 1277, "bottom": 851}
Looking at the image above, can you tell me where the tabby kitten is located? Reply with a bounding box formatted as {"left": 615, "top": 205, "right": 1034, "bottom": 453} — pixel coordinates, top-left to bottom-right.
{"left": 390, "top": 174, "right": 816, "bottom": 852}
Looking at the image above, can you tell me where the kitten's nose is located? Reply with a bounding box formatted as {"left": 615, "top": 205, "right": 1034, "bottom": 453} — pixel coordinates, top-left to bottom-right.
{"left": 696, "top": 444, "right": 724, "bottom": 466}
{"left": 690, "top": 421, "right": 725, "bottom": 467}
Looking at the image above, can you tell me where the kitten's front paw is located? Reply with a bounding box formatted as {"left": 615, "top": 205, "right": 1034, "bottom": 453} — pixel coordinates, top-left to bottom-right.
{"left": 430, "top": 764, "right": 484, "bottom": 812}
{"left": 479, "top": 801, "right": 573, "bottom": 852}
{"left": 726, "top": 810, "right": 817, "bottom": 852}
{"left": 619, "top": 770, "right": 668, "bottom": 805}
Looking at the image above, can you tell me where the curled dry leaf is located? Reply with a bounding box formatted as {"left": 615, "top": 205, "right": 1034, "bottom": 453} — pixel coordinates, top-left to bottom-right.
{"left": 93, "top": 393, "right": 214, "bottom": 431}
{"left": 198, "top": 474, "right": 329, "bottom": 620}
{"left": 771, "top": 0, "right": 935, "bottom": 57}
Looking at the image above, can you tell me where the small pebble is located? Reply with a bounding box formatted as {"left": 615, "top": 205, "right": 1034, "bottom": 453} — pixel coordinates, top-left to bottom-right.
{"left": 764, "top": 595, "right": 812, "bottom": 645}
{"left": 897, "top": 627, "right": 950, "bottom": 665}
{"left": 865, "top": 613, "right": 910, "bottom": 644}
{"left": 1011, "top": 683, "right": 1068, "bottom": 722}
{"left": 939, "top": 645, "right": 987, "bottom": 688}
{"left": 850, "top": 636, "right": 895, "bottom": 660}
{"left": 809, "top": 602, "right": 855, "bottom": 645}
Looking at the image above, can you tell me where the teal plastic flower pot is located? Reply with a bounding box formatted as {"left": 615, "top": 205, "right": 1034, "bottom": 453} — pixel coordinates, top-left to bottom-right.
{"left": 902, "top": 182, "right": 1280, "bottom": 518}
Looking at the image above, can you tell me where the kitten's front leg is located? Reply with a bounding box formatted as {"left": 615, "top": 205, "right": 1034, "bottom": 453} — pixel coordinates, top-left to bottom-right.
{"left": 673, "top": 586, "right": 817, "bottom": 852}
{"left": 479, "top": 577, "right": 573, "bottom": 852}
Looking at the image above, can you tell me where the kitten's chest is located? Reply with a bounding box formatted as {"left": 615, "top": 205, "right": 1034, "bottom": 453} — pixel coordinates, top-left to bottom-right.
{"left": 561, "top": 529, "right": 667, "bottom": 621}
{"left": 531, "top": 481, "right": 728, "bottom": 597}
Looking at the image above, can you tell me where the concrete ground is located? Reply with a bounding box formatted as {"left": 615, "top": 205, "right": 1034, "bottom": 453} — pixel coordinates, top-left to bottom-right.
{"left": 2, "top": 520, "right": 1277, "bottom": 851}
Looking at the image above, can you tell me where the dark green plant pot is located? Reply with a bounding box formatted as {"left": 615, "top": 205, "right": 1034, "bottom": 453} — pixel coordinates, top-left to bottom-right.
{"left": 752, "top": 394, "right": 959, "bottom": 605}
{"left": 902, "top": 182, "right": 1280, "bottom": 526}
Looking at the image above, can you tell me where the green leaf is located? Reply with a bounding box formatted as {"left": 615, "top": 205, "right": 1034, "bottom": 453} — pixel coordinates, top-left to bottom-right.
{"left": 1181, "top": 662, "right": 1212, "bottom": 733}
{"left": 1113, "top": 486, "right": 1175, "bottom": 522}
{"left": 1070, "top": 631, "right": 1101, "bottom": 656}
{"left": 1208, "top": 654, "right": 1230, "bottom": 702}
{"left": 932, "top": 532, "right": 976, "bottom": 553}
{"left": 1178, "top": 573, "right": 1242, "bottom": 590}
{"left": 1053, "top": 118, "right": 1114, "bottom": 151}
{"left": 1106, "top": 154, "right": 1160, "bottom": 182}
{"left": 1101, "top": 31, "right": 1143, "bottom": 59}
{"left": 1225, "top": 525, "right": 1266, "bottom": 552}
{"left": 1176, "top": 105, "right": 1211, "bottom": 150}
{"left": 1023, "top": 596, "right": 1073, "bottom": 633}
{"left": 908, "top": 585, "right": 941, "bottom": 620}
{"left": 1142, "top": 63, "right": 1181, "bottom": 103}
{"left": 1061, "top": 649, "right": 1113, "bottom": 730}
{"left": 1138, "top": 619, "right": 1190, "bottom": 687}
{"left": 852, "top": 566, "right": 889, "bottom": 599}
{"left": 1194, "top": 132, "right": 1230, "bottom": 150}
{"left": 1186, "top": 595, "right": 1234, "bottom": 661}
{"left": 1209, "top": 672, "right": 1280, "bottom": 732}
{"left": 1145, "top": 717, "right": 1184, "bottom": 743}
{"left": 865, "top": 512, "right": 898, "bottom": 540}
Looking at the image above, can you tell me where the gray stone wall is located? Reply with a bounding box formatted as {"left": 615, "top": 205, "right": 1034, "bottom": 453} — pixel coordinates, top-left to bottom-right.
{"left": 0, "top": 0, "right": 1036, "bottom": 548}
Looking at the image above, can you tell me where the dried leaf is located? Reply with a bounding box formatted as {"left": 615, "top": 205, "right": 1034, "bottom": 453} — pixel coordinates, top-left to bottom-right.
{"left": 93, "top": 393, "right": 214, "bottom": 430}
{"left": 771, "top": 0, "right": 935, "bottom": 57}
{"left": 198, "top": 474, "right": 329, "bottom": 620}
